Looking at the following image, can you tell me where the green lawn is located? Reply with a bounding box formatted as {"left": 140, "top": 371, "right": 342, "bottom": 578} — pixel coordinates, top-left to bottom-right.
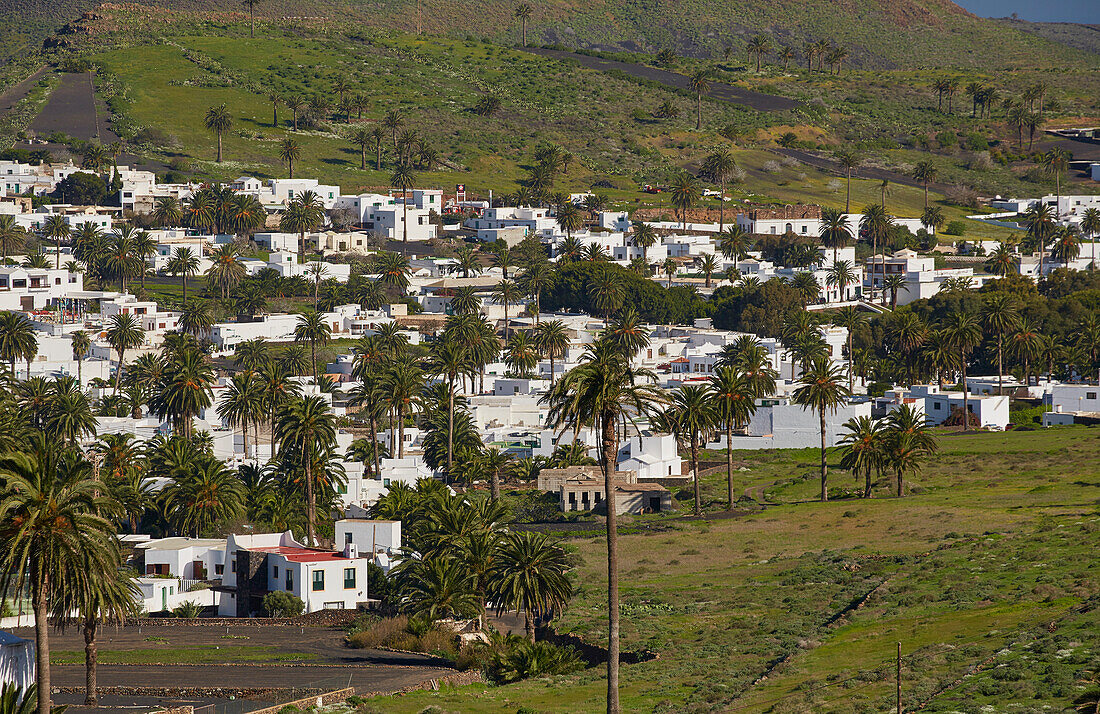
{"left": 366, "top": 427, "right": 1100, "bottom": 712}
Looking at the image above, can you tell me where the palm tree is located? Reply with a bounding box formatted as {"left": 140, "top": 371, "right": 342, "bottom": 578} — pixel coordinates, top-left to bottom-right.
{"left": 670, "top": 172, "right": 699, "bottom": 231}
{"left": 826, "top": 260, "right": 858, "bottom": 303}
{"left": 663, "top": 257, "right": 677, "bottom": 287}
{"left": 204, "top": 105, "right": 232, "bottom": 163}
{"left": 1041, "top": 148, "right": 1071, "bottom": 221}
{"left": 178, "top": 300, "right": 214, "bottom": 340}
{"left": 912, "top": 161, "right": 938, "bottom": 210}
{"left": 792, "top": 357, "right": 851, "bottom": 502}
{"left": 0, "top": 214, "right": 25, "bottom": 260}
{"left": 832, "top": 306, "right": 866, "bottom": 392}
{"left": 1081, "top": 207, "right": 1100, "bottom": 271}
{"left": 53, "top": 564, "right": 137, "bottom": 706}
{"left": 534, "top": 320, "right": 569, "bottom": 384}
{"left": 882, "top": 273, "right": 907, "bottom": 309}
{"left": 746, "top": 34, "right": 771, "bottom": 71}
{"left": 167, "top": 247, "right": 200, "bottom": 304}
{"left": 717, "top": 225, "right": 750, "bottom": 273}
{"left": 105, "top": 313, "right": 143, "bottom": 394}
{"left": 837, "top": 416, "right": 885, "bottom": 498}
{"left": 504, "top": 331, "right": 540, "bottom": 378}
{"left": 278, "top": 138, "right": 301, "bottom": 179}
{"left": 131, "top": 230, "right": 155, "bottom": 290}
{"left": 819, "top": 207, "right": 851, "bottom": 264}
{"left": 0, "top": 312, "right": 37, "bottom": 378}
{"left": 688, "top": 69, "right": 712, "bottom": 130}
{"left": 153, "top": 347, "right": 213, "bottom": 438}
{"left": 698, "top": 253, "right": 719, "bottom": 288}
{"left": 941, "top": 312, "right": 982, "bottom": 430}
{"left": 242, "top": 0, "right": 261, "bottom": 36}
{"left": 426, "top": 341, "right": 474, "bottom": 476}
{"left": 834, "top": 149, "right": 860, "bottom": 213}
{"left": 205, "top": 244, "right": 246, "bottom": 299}
{"left": 700, "top": 151, "right": 737, "bottom": 231}
{"left": 40, "top": 214, "right": 69, "bottom": 270}
{"left": 985, "top": 242, "right": 1019, "bottom": 277}
{"left": 390, "top": 164, "right": 416, "bottom": 252}
{"left": 710, "top": 366, "right": 756, "bottom": 509}
{"left": 381, "top": 356, "right": 424, "bottom": 458}
{"left": 217, "top": 371, "right": 266, "bottom": 458}
{"left": 555, "top": 202, "right": 583, "bottom": 239}
{"left": 1025, "top": 203, "right": 1056, "bottom": 276}
{"left": 284, "top": 95, "right": 304, "bottom": 131}
{"left": 883, "top": 404, "right": 937, "bottom": 497}
{"left": 1009, "top": 318, "right": 1043, "bottom": 386}
{"left": 587, "top": 268, "right": 624, "bottom": 326}
{"left": 293, "top": 310, "right": 331, "bottom": 384}
{"left": 1051, "top": 226, "right": 1082, "bottom": 266}
{"left": 514, "top": 3, "right": 532, "bottom": 46}
{"left": 70, "top": 330, "right": 91, "bottom": 387}
{"left": 543, "top": 340, "right": 666, "bottom": 713}
{"left": 280, "top": 190, "right": 326, "bottom": 264}
{"left": 490, "top": 531, "right": 571, "bottom": 641}
{"left": 0, "top": 443, "right": 118, "bottom": 714}
{"left": 630, "top": 221, "right": 658, "bottom": 267}
{"left": 162, "top": 456, "right": 245, "bottom": 536}
{"left": 491, "top": 279, "right": 521, "bottom": 338}
{"left": 275, "top": 395, "right": 335, "bottom": 545}
{"left": 350, "top": 127, "right": 372, "bottom": 170}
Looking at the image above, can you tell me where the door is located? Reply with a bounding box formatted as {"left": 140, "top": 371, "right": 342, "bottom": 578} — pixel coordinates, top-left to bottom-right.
{"left": 161, "top": 587, "right": 168, "bottom": 611}
{"left": 649, "top": 497, "right": 662, "bottom": 513}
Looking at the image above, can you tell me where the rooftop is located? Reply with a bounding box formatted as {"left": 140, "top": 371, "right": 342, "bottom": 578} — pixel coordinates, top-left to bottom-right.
{"left": 250, "top": 546, "right": 355, "bottom": 563}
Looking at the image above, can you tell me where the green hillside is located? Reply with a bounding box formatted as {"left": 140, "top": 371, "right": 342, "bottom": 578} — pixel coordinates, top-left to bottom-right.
{"left": 3, "top": 0, "right": 1099, "bottom": 69}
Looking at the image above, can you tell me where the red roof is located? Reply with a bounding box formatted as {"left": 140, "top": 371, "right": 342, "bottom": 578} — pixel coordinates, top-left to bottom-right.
{"left": 250, "top": 546, "right": 352, "bottom": 563}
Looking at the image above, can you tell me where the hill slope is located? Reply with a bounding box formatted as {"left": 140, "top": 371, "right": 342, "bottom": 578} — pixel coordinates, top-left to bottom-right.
{"left": 2, "top": 0, "right": 1098, "bottom": 69}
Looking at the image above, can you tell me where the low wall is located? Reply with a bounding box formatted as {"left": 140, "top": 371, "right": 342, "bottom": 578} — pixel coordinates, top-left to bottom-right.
{"left": 133, "top": 609, "right": 359, "bottom": 628}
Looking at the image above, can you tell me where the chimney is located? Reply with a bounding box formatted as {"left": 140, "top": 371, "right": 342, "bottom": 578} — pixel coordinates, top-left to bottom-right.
{"left": 343, "top": 542, "right": 358, "bottom": 558}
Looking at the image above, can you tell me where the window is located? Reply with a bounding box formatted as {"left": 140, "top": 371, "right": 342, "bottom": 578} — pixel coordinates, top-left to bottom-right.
{"left": 1088, "top": 392, "right": 1097, "bottom": 400}
{"left": 344, "top": 568, "right": 356, "bottom": 589}
{"left": 286, "top": 571, "right": 293, "bottom": 590}
{"left": 231, "top": 561, "right": 236, "bottom": 573}
{"left": 313, "top": 570, "right": 325, "bottom": 591}
{"left": 934, "top": 402, "right": 943, "bottom": 410}
{"left": 273, "top": 565, "right": 279, "bottom": 578}
{"left": 345, "top": 532, "right": 353, "bottom": 545}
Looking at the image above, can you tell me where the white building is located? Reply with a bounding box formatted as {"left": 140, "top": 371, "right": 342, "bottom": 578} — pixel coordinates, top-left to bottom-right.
{"left": 706, "top": 399, "right": 873, "bottom": 450}
{"left": 865, "top": 250, "right": 988, "bottom": 306}
{"left": 0, "top": 265, "right": 83, "bottom": 311}
{"left": 135, "top": 537, "right": 226, "bottom": 580}
{"left": 333, "top": 193, "right": 437, "bottom": 242}
{"left": 877, "top": 384, "right": 1009, "bottom": 430}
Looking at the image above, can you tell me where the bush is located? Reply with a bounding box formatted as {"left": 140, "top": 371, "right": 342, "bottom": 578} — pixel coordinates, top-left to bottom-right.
{"left": 172, "top": 601, "right": 203, "bottom": 619}
{"left": 346, "top": 615, "right": 457, "bottom": 657}
{"left": 262, "top": 591, "right": 304, "bottom": 618}
{"left": 943, "top": 220, "right": 967, "bottom": 236}
{"left": 484, "top": 640, "right": 584, "bottom": 685}
{"left": 53, "top": 172, "right": 106, "bottom": 205}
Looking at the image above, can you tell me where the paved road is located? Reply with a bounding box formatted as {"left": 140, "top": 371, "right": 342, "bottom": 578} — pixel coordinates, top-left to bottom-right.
{"left": 29, "top": 71, "right": 118, "bottom": 143}
{"left": 0, "top": 65, "right": 49, "bottom": 113}
{"left": 50, "top": 663, "right": 448, "bottom": 693}
{"left": 525, "top": 48, "right": 799, "bottom": 113}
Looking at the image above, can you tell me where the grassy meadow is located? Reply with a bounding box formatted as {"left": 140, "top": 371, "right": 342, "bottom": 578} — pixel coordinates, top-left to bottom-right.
{"left": 364, "top": 427, "right": 1100, "bottom": 713}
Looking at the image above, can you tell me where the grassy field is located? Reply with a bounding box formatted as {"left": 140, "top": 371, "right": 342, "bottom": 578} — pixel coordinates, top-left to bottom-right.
{"left": 364, "top": 426, "right": 1100, "bottom": 712}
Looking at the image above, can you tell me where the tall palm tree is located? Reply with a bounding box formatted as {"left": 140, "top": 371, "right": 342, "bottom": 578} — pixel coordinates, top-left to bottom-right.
{"left": 167, "top": 247, "right": 200, "bottom": 304}
{"left": 204, "top": 105, "right": 232, "bottom": 163}
{"left": 710, "top": 366, "right": 756, "bottom": 509}
{"left": 534, "top": 320, "right": 569, "bottom": 384}
{"left": 280, "top": 190, "right": 326, "bottom": 264}
{"left": 1080, "top": 207, "right": 1100, "bottom": 271}
{"left": 294, "top": 310, "right": 331, "bottom": 384}
{"left": 70, "top": 330, "right": 91, "bottom": 387}
{"left": 832, "top": 306, "right": 866, "bottom": 392}
{"left": 543, "top": 339, "right": 666, "bottom": 713}
{"left": 489, "top": 530, "right": 571, "bottom": 641}
{"left": 1051, "top": 226, "right": 1082, "bottom": 266}
{"left": 912, "top": 160, "right": 938, "bottom": 210}
{"left": 630, "top": 221, "right": 658, "bottom": 268}
{"left": 985, "top": 242, "right": 1019, "bottom": 277}
{"left": 1041, "top": 148, "right": 1071, "bottom": 221}
{"left": 826, "top": 260, "right": 858, "bottom": 303}
{"left": 390, "top": 164, "right": 416, "bottom": 253}
{"left": 792, "top": 357, "right": 851, "bottom": 501}
{"left": 513, "top": 3, "right": 532, "bottom": 46}
{"left": 426, "top": 341, "right": 474, "bottom": 476}
{"left": 275, "top": 395, "right": 335, "bottom": 545}
{"left": 381, "top": 356, "right": 424, "bottom": 458}
{"left": 700, "top": 150, "right": 737, "bottom": 230}
{"left": 717, "top": 225, "right": 750, "bottom": 273}
{"left": 940, "top": 311, "right": 982, "bottom": 429}
{"left": 837, "top": 416, "right": 885, "bottom": 498}
{"left": 491, "top": 279, "right": 521, "bottom": 338}
{"left": 882, "top": 274, "right": 907, "bottom": 309}
{"left": 819, "top": 207, "right": 851, "bottom": 264}
{"left": 688, "top": 69, "right": 712, "bottom": 130}
{"left": 242, "top": 0, "right": 261, "bottom": 36}
{"left": 217, "top": 371, "right": 266, "bottom": 458}
{"left": 0, "top": 443, "right": 119, "bottom": 714}
{"left": 1009, "top": 318, "right": 1043, "bottom": 386}
{"left": 504, "top": 331, "right": 540, "bottom": 378}
{"left": 279, "top": 138, "right": 301, "bottom": 179}
{"left": 1025, "top": 203, "right": 1056, "bottom": 277}
{"left": 105, "top": 313, "right": 143, "bottom": 394}
{"left": 0, "top": 312, "right": 38, "bottom": 378}
{"left": 162, "top": 456, "right": 245, "bottom": 536}
{"left": 555, "top": 202, "right": 583, "bottom": 239}
{"left": 178, "top": 300, "right": 214, "bottom": 340}
{"left": 204, "top": 244, "right": 245, "bottom": 300}
{"left": 670, "top": 172, "right": 699, "bottom": 231}
{"left": 0, "top": 214, "right": 26, "bottom": 260}
{"left": 152, "top": 347, "right": 213, "bottom": 438}
{"left": 587, "top": 268, "right": 624, "bottom": 326}
{"left": 746, "top": 34, "right": 771, "bottom": 71}
{"left": 40, "top": 214, "right": 69, "bottom": 270}
{"left": 883, "top": 404, "right": 937, "bottom": 497}
{"left": 834, "top": 149, "right": 860, "bottom": 213}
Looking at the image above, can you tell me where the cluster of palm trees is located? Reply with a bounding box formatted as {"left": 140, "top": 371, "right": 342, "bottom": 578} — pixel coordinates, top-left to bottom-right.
{"left": 983, "top": 203, "right": 1100, "bottom": 278}
{"left": 371, "top": 480, "right": 571, "bottom": 640}
{"left": 738, "top": 35, "right": 849, "bottom": 74}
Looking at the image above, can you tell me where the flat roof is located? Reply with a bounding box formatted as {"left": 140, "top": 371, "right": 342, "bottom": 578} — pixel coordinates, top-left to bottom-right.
{"left": 250, "top": 546, "right": 354, "bottom": 563}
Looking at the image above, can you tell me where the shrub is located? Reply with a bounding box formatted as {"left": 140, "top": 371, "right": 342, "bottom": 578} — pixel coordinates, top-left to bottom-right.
{"left": 262, "top": 591, "right": 305, "bottom": 618}
{"left": 172, "top": 601, "right": 203, "bottom": 619}
{"left": 484, "top": 640, "right": 584, "bottom": 685}
{"left": 944, "top": 220, "right": 967, "bottom": 236}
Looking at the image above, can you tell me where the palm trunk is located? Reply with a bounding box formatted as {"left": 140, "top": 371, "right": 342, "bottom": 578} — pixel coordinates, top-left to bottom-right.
{"left": 997, "top": 336, "right": 1004, "bottom": 396}
{"left": 961, "top": 358, "right": 969, "bottom": 431}
{"left": 845, "top": 170, "right": 851, "bottom": 213}
{"left": 491, "top": 466, "right": 501, "bottom": 501}
{"left": 242, "top": 415, "right": 249, "bottom": 458}
{"left": 217, "top": 132, "right": 223, "bottom": 163}
{"left": 305, "top": 455, "right": 316, "bottom": 545}
{"left": 398, "top": 406, "right": 405, "bottom": 459}
{"left": 524, "top": 612, "right": 534, "bottom": 642}
{"left": 402, "top": 190, "right": 409, "bottom": 253}
{"left": 77, "top": 358, "right": 83, "bottom": 388}
{"left": 310, "top": 338, "right": 317, "bottom": 384}
{"left": 369, "top": 410, "right": 381, "bottom": 479}
{"left": 182, "top": 273, "right": 187, "bottom": 304}
{"left": 726, "top": 421, "right": 734, "bottom": 509}
{"left": 691, "top": 433, "right": 702, "bottom": 516}
{"left": 819, "top": 408, "right": 828, "bottom": 501}
{"left": 33, "top": 573, "right": 50, "bottom": 714}
{"left": 847, "top": 333, "right": 854, "bottom": 393}
{"left": 114, "top": 348, "right": 124, "bottom": 394}
{"left": 84, "top": 618, "right": 98, "bottom": 705}
{"left": 446, "top": 378, "right": 455, "bottom": 477}
{"left": 896, "top": 467, "right": 904, "bottom": 497}
{"left": 600, "top": 411, "right": 621, "bottom": 714}
{"left": 718, "top": 181, "right": 725, "bottom": 232}
{"left": 864, "top": 466, "right": 873, "bottom": 499}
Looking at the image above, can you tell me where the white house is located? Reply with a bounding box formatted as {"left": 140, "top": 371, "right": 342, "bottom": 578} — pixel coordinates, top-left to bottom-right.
{"left": 706, "top": 399, "right": 873, "bottom": 450}
{"left": 135, "top": 537, "right": 226, "bottom": 579}
{"left": 877, "top": 384, "right": 1009, "bottom": 430}
{"left": 335, "top": 519, "right": 402, "bottom": 558}
{"left": 0, "top": 265, "right": 83, "bottom": 311}
{"left": 865, "top": 250, "right": 988, "bottom": 306}
{"left": 1048, "top": 384, "right": 1100, "bottom": 414}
